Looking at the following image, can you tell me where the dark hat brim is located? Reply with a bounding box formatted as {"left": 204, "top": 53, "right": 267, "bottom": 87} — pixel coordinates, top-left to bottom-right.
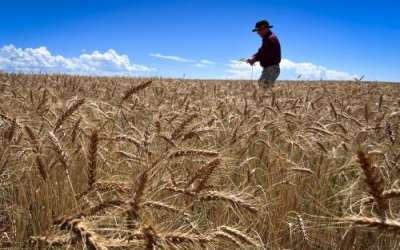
{"left": 252, "top": 25, "right": 273, "bottom": 32}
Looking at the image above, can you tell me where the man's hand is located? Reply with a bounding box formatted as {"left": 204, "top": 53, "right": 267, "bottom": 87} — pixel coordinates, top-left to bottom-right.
{"left": 246, "top": 58, "right": 256, "bottom": 66}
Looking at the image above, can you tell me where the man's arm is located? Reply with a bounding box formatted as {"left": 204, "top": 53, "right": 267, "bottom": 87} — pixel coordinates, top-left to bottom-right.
{"left": 252, "top": 46, "right": 264, "bottom": 62}
{"left": 247, "top": 49, "right": 261, "bottom": 65}
{"left": 247, "top": 39, "right": 269, "bottom": 65}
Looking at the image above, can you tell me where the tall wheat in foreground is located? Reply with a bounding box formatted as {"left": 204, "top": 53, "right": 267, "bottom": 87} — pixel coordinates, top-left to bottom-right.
{"left": 1, "top": 72, "right": 400, "bottom": 249}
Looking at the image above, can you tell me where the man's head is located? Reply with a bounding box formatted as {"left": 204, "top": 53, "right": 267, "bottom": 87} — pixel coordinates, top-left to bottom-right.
{"left": 252, "top": 20, "right": 273, "bottom": 37}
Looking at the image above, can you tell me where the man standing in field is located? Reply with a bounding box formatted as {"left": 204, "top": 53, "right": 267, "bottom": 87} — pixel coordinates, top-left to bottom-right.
{"left": 246, "top": 20, "right": 281, "bottom": 88}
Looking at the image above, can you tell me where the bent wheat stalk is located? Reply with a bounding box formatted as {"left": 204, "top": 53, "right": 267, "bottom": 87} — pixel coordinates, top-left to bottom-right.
{"left": 200, "top": 191, "right": 258, "bottom": 214}
{"left": 58, "top": 218, "right": 108, "bottom": 250}
{"left": 120, "top": 80, "right": 152, "bottom": 104}
{"left": 344, "top": 216, "right": 400, "bottom": 232}
{"left": 219, "top": 226, "right": 258, "bottom": 247}
{"left": 53, "top": 98, "right": 85, "bottom": 132}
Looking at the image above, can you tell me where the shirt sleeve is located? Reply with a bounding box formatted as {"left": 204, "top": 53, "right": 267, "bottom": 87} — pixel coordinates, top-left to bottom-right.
{"left": 252, "top": 38, "right": 273, "bottom": 62}
{"left": 252, "top": 44, "right": 264, "bottom": 61}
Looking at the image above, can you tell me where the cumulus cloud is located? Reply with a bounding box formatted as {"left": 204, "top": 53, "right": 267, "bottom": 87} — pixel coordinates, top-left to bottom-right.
{"left": 226, "top": 58, "right": 358, "bottom": 80}
{"left": 149, "top": 53, "right": 195, "bottom": 63}
{"left": 280, "top": 59, "right": 358, "bottom": 80}
{"left": 0, "top": 44, "right": 154, "bottom": 76}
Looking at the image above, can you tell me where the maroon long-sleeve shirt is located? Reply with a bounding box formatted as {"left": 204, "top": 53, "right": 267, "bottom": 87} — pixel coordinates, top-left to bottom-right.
{"left": 253, "top": 31, "right": 281, "bottom": 68}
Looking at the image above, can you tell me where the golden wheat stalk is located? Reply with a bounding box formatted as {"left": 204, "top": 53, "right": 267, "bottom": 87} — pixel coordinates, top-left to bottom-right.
{"left": 382, "top": 189, "right": 400, "bottom": 199}
{"left": 23, "top": 125, "right": 41, "bottom": 153}
{"left": 315, "top": 141, "right": 328, "bottom": 154}
{"left": 4, "top": 117, "right": 17, "bottom": 142}
{"left": 115, "top": 150, "right": 140, "bottom": 159}
{"left": 157, "top": 134, "right": 178, "bottom": 148}
{"left": 143, "top": 200, "right": 190, "bottom": 217}
{"left": 87, "top": 129, "right": 98, "bottom": 189}
{"left": 48, "top": 131, "right": 68, "bottom": 170}
{"left": 162, "top": 232, "right": 210, "bottom": 245}
{"left": 53, "top": 98, "right": 85, "bottom": 132}
{"left": 87, "top": 199, "right": 125, "bottom": 215}
{"left": 290, "top": 167, "right": 316, "bottom": 176}
{"left": 58, "top": 218, "right": 108, "bottom": 250}
{"left": 142, "top": 224, "right": 157, "bottom": 250}
{"left": 344, "top": 216, "right": 400, "bottom": 232}
{"left": 378, "top": 94, "right": 384, "bottom": 111}
{"left": 47, "top": 131, "right": 80, "bottom": 206}
{"left": 120, "top": 80, "right": 152, "bottom": 104}
{"left": 200, "top": 191, "right": 258, "bottom": 214}
{"left": 384, "top": 122, "right": 396, "bottom": 143}
{"left": 70, "top": 117, "right": 81, "bottom": 143}
{"left": 364, "top": 189, "right": 400, "bottom": 204}
{"left": 0, "top": 148, "right": 10, "bottom": 176}
{"left": 171, "top": 114, "right": 198, "bottom": 139}
{"left": 339, "top": 113, "right": 363, "bottom": 127}
{"left": 114, "top": 134, "right": 143, "bottom": 150}
{"left": 23, "top": 125, "right": 48, "bottom": 180}
{"left": 34, "top": 155, "right": 47, "bottom": 181}
{"left": 30, "top": 234, "right": 71, "bottom": 247}
{"left": 187, "top": 158, "right": 221, "bottom": 192}
{"left": 93, "top": 180, "right": 131, "bottom": 193}
{"left": 219, "top": 226, "right": 258, "bottom": 247}
{"left": 35, "top": 88, "right": 48, "bottom": 111}
{"left": 166, "top": 186, "right": 197, "bottom": 196}
{"left": 307, "top": 126, "right": 334, "bottom": 136}
{"left": 329, "top": 102, "right": 338, "bottom": 120}
{"left": 0, "top": 112, "right": 15, "bottom": 124}
{"left": 54, "top": 201, "right": 123, "bottom": 226}
{"left": 212, "top": 230, "right": 242, "bottom": 247}
{"left": 127, "top": 171, "right": 148, "bottom": 225}
{"left": 295, "top": 213, "right": 311, "bottom": 242}
{"left": 181, "top": 127, "right": 214, "bottom": 142}
{"left": 168, "top": 149, "right": 219, "bottom": 159}
{"left": 335, "top": 122, "right": 348, "bottom": 134}
{"left": 357, "top": 150, "right": 388, "bottom": 216}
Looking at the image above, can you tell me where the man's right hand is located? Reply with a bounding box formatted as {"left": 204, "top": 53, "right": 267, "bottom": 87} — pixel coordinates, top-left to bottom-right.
{"left": 246, "top": 58, "right": 256, "bottom": 66}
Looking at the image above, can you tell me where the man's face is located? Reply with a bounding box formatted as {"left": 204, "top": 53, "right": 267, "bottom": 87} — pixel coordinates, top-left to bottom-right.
{"left": 256, "top": 27, "right": 268, "bottom": 38}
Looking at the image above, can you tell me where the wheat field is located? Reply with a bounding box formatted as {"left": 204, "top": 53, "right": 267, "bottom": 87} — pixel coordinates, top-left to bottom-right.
{"left": 0, "top": 72, "right": 400, "bottom": 249}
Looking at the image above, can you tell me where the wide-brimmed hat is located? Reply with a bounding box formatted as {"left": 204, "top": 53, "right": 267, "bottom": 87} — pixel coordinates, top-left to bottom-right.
{"left": 252, "top": 20, "right": 273, "bottom": 32}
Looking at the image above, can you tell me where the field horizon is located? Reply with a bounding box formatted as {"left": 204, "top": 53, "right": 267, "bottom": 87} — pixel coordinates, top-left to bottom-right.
{"left": 2, "top": 71, "right": 400, "bottom": 85}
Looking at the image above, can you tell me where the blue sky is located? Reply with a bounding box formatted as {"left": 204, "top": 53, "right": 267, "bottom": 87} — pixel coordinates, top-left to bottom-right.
{"left": 1, "top": 0, "right": 399, "bottom": 81}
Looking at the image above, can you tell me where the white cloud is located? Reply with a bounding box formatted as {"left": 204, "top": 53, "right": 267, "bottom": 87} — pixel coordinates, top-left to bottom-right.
{"left": 194, "top": 59, "right": 216, "bottom": 68}
{"left": 150, "top": 53, "right": 216, "bottom": 68}
{"left": 280, "top": 59, "right": 357, "bottom": 80}
{"left": 226, "top": 60, "right": 263, "bottom": 80}
{"left": 200, "top": 59, "right": 215, "bottom": 65}
{"left": 194, "top": 63, "right": 207, "bottom": 68}
{"left": 149, "top": 53, "right": 195, "bottom": 63}
{"left": 0, "top": 44, "right": 154, "bottom": 76}
{"left": 226, "top": 58, "right": 358, "bottom": 80}
{"left": 0, "top": 45, "right": 356, "bottom": 80}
